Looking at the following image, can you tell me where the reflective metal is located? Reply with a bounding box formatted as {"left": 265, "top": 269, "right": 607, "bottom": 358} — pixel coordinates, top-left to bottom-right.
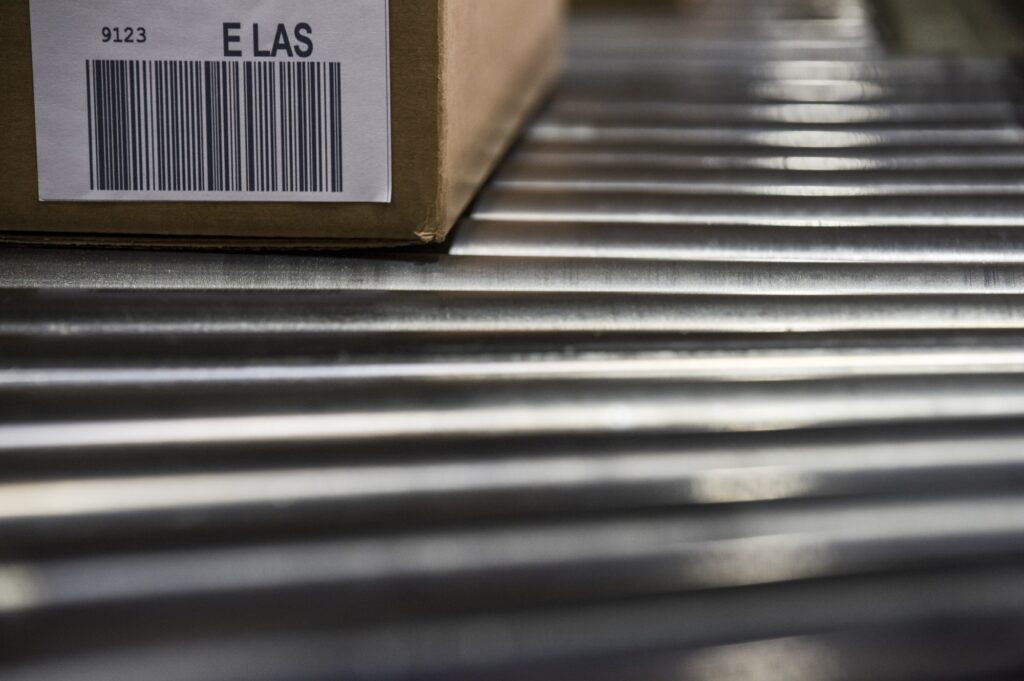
{"left": 453, "top": 220, "right": 1024, "bottom": 263}
{"left": 527, "top": 124, "right": 1024, "bottom": 147}
{"left": 8, "top": 290, "right": 1024, "bottom": 336}
{"left": 7, "top": 344, "right": 1024, "bottom": 388}
{"left": 504, "top": 148, "right": 1024, "bottom": 171}
{"left": 5, "top": 496, "right": 1024, "bottom": 614}
{"left": 560, "top": 77, "right": 1019, "bottom": 103}
{"left": 566, "top": 57, "right": 1012, "bottom": 81}
{"left": 541, "top": 100, "right": 1020, "bottom": 126}
{"left": 493, "top": 170, "right": 1024, "bottom": 197}
{"left": 9, "top": 248, "right": 1024, "bottom": 294}
{"left": 5, "top": 373, "right": 1024, "bottom": 451}
{"left": 6, "top": 568, "right": 1024, "bottom": 680}
{"left": 473, "top": 189, "right": 1024, "bottom": 227}
{"left": 2, "top": 428, "right": 1024, "bottom": 550}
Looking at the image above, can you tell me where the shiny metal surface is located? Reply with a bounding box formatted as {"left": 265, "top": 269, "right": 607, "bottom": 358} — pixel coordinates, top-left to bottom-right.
{"left": 541, "top": 100, "right": 1021, "bottom": 126}
{"left": 560, "top": 76, "right": 1019, "bottom": 103}
{"left": 5, "top": 0, "right": 1024, "bottom": 678}
{"left": 6, "top": 496, "right": 1024, "bottom": 614}
{"left": 6, "top": 374, "right": 1024, "bottom": 451}
{"left": 527, "top": 124, "right": 1024, "bottom": 147}
{"left": 505, "top": 147, "right": 1024, "bottom": 171}
{"left": 8, "top": 290, "right": 1024, "bottom": 335}
{"left": 6, "top": 343, "right": 1024, "bottom": 387}
{"left": 8, "top": 568, "right": 1024, "bottom": 681}
{"left": 453, "top": 220, "right": 1024, "bottom": 263}
{"left": 9, "top": 248, "right": 1024, "bottom": 293}
{"left": 3, "top": 427, "right": 1024, "bottom": 550}
{"left": 565, "top": 57, "right": 1012, "bottom": 80}
{"left": 473, "top": 190, "right": 1024, "bottom": 227}
{"left": 494, "top": 170, "right": 1024, "bottom": 197}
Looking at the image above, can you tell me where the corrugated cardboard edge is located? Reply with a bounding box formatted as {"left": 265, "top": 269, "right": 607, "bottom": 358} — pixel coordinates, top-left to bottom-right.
{"left": 426, "top": 0, "right": 566, "bottom": 244}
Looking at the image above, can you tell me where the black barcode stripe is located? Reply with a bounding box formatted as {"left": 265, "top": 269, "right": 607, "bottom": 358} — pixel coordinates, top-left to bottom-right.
{"left": 113, "top": 61, "right": 121, "bottom": 190}
{"left": 87, "top": 60, "right": 343, "bottom": 193}
{"left": 332, "top": 62, "right": 343, "bottom": 193}
{"left": 86, "top": 62, "right": 95, "bottom": 191}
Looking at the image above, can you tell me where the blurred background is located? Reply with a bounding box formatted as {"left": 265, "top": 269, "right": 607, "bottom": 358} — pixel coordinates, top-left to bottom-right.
{"left": 5, "top": 0, "right": 1024, "bottom": 679}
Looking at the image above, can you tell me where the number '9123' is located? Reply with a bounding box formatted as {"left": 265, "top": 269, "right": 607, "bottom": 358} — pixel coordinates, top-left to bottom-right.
{"left": 102, "top": 27, "right": 147, "bottom": 43}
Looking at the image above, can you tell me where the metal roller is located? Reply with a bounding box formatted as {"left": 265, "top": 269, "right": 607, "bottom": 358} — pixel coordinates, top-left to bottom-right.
{"left": 524, "top": 124, "right": 1024, "bottom": 148}
{"left": 504, "top": 147, "right": 1024, "bottom": 171}
{"left": 5, "top": 373, "right": 1024, "bottom": 452}
{"left": 452, "top": 220, "right": 1024, "bottom": 263}
{"left": 493, "top": 170, "right": 1024, "bottom": 197}
{"left": 8, "top": 290, "right": 1024, "bottom": 336}
{"left": 9, "top": 248, "right": 1024, "bottom": 294}
{"left": 2, "top": 426, "right": 1024, "bottom": 550}
{"left": 540, "top": 101, "right": 1022, "bottom": 126}
{"left": 4, "top": 496, "right": 1024, "bottom": 619}
{"left": 472, "top": 189, "right": 1024, "bottom": 227}
{"left": 7, "top": 568, "right": 1024, "bottom": 680}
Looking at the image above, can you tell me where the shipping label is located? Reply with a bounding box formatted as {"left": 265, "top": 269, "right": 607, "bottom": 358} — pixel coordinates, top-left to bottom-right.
{"left": 29, "top": 0, "right": 392, "bottom": 202}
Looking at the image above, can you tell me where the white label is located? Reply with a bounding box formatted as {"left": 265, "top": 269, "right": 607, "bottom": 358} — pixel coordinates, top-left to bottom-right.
{"left": 29, "top": 0, "right": 391, "bottom": 203}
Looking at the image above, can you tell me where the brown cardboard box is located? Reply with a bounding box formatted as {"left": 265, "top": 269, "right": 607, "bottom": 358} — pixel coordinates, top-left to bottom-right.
{"left": 0, "top": 1, "right": 564, "bottom": 248}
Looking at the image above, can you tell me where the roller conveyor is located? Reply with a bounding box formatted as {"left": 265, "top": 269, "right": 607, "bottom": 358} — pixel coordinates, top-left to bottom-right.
{"left": 4, "top": 0, "right": 1024, "bottom": 678}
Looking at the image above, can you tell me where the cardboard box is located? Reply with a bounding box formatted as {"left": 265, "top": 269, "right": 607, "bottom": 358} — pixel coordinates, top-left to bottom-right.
{"left": 0, "top": 0, "right": 564, "bottom": 248}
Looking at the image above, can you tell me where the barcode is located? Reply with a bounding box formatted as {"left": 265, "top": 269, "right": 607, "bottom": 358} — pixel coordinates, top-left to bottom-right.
{"left": 85, "top": 60, "right": 343, "bottom": 193}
